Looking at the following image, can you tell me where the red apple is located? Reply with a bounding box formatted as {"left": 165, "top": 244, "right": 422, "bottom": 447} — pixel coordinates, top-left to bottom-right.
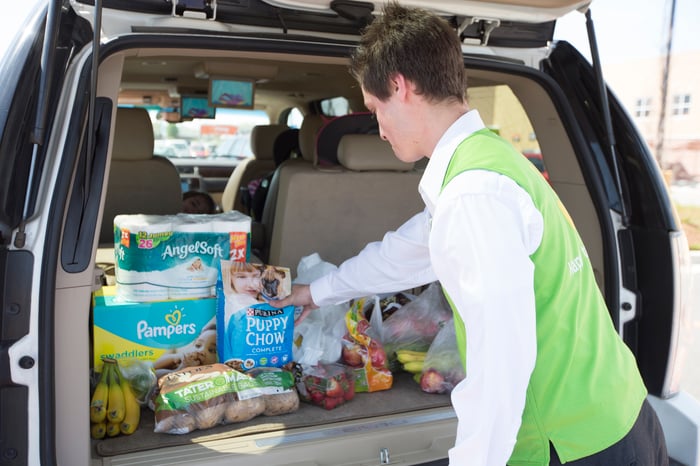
{"left": 368, "top": 340, "right": 387, "bottom": 368}
{"left": 341, "top": 342, "right": 366, "bottom": 367}
{"left": 420, "top": 369, "right": 447, "bottom": 394}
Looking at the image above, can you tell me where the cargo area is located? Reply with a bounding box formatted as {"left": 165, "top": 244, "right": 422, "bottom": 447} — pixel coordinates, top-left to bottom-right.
{"left": 92, "top": 372, "right": 452, "bottom": 458}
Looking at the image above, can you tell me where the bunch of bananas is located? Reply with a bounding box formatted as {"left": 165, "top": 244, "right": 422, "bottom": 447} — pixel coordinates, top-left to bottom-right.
{"left": 395, "top": 349, "right": 427, "bottom": 380}
{"left": 90, "top": 358, "right": 141, "bottom": 439}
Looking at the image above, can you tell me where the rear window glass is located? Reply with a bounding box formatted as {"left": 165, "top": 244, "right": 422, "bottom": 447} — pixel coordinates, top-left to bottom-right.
{"left": 150, "top": 107, "right": 270, "bottom": 162}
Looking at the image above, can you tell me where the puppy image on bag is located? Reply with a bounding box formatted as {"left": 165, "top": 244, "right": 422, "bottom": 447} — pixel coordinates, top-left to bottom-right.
{"left": 216, "top": 260, "right": 295, "bottom": 371}
{"left": 260, "top": 265, "right": 290, "bottom": 301}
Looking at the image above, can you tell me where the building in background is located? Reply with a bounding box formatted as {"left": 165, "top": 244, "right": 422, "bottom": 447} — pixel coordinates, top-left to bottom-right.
{"left": 604, "top": 50, "right": 700, "bottom": 182}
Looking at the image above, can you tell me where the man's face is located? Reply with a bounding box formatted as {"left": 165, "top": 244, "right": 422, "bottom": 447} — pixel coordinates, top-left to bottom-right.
{"left": 362, "top": 86, "right": 423, "bottom": 164}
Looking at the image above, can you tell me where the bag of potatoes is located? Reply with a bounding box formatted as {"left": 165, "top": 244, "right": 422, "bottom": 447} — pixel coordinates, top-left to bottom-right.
{"left": 153, "top": 363, "right": 298, "bottom": 434}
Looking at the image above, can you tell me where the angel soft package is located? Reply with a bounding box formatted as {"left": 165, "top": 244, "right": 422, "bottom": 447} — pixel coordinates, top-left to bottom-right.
{"left": 114, "top": 212, "right": 251, "bottom": 302}
{"left": 216, "top": 260, "right": 295, "bottom": 371}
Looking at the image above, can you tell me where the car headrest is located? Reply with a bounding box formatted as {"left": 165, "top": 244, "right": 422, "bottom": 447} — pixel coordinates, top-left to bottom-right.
{"left": 298, "top": 114, "right": 325, "bottom": 163}
{"left": 112, "top": 107, "right": 155, "bottom": 161}
{"left": 250, "top": 124, "right": 288, "bottom": 160}
{"left": 337, "top": 134, "right": 414, "bottom": 171}
{"left": 316, "top": 112, "right": 379, "bottom": 166}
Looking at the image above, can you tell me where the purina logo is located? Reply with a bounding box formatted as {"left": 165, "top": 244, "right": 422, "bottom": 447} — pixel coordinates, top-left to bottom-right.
{"left": 136, "top": 306, "right": 197, "bottom": 340}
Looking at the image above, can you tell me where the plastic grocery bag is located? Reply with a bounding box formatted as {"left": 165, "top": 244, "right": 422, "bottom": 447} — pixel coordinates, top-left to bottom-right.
{"left": 340, "top": 297, "right": 392, "bottom": 392}
{"left": 419, "top": 318, "right": 465, "bottom": 394}
{"left": 292, "top": 254, "right": 348, "bottom": 365}
{"left": 380, "top": 282, "right": 453, "bottom": 361}
{"left": 296, "top": 362, "right": 355, "bottom": 410}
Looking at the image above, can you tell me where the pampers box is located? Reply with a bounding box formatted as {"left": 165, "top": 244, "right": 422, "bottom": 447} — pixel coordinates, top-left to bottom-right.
{"left": 114, "top": 211, "right": 251, "bottom": 302}
{"left": 92, "top": 286, "right": 216, "bottom": 372}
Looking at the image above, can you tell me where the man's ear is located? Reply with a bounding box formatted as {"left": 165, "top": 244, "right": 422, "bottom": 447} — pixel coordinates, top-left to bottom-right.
{"left": 391, "top": 72, "right": 414, "bottom": 102}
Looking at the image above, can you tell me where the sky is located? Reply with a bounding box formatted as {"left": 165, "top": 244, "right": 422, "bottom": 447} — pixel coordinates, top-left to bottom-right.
{"left": 553, "top": 0, "right": 700, "bottom": 65}
{"left": 0, "top": 0, "right": 698, "bottom": 67}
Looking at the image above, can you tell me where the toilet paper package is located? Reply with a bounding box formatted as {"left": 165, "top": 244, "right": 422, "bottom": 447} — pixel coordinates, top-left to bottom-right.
{"left": 114, "top": 212, "right": 251, "bottom": 302}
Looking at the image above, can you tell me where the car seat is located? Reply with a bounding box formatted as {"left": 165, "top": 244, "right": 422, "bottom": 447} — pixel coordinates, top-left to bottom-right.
{"left": 246, "top": 128, "right": 301, "bottom": 221}
{"left": 98, "top": 107, "right": 182, "bottom": 247}
{"left": 265, "top": 132, "right": 423, "bottom": 271}
{"left": 314, "top": 112, "right": 378, "bottom": 166}
{"left": 220, "top": 124, "right": 288, "bottom": 213}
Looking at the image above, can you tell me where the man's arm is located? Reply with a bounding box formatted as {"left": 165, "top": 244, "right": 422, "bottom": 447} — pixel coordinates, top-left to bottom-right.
{"left": 433, "top": 171, "right": 541, "bottom": 464}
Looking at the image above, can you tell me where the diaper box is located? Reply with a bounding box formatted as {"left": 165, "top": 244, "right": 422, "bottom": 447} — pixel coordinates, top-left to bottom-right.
{"left": 113, "top": 211, "right": 251, "bottom": 302}
{"left": 92, "top": 286, "right": 217, "bottom": 372}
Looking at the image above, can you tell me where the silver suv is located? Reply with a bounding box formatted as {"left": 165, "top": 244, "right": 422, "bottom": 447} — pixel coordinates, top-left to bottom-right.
{"left": 1, "top": 1, "right": 698, "bottom": 465}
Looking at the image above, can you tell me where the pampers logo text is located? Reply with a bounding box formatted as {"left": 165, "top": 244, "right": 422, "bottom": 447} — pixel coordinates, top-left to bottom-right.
{"left": 136, "top": 308, "right": 198, "bottom": 340}
{"left": 161, "top": 241, "right": 225, "bottom": 260}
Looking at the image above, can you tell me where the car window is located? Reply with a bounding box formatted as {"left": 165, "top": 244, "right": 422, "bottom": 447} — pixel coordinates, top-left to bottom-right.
{"left": 284, "top": 107, "right": 304, "bottom": 128}
{"left": 320, "top": 96, "right": 350, "bottom": 117}
{"left": 118, "top": 105, "right": 270, "bottom": 165}
{"left": 151, "top": 107, "right": 269, "bottom": 162}
{"left": 469, "top": 84, "right": 548, "bottom": 178}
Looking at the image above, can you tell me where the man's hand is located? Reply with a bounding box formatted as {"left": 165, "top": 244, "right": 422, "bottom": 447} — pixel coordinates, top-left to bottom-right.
{"left": 268, "top": 284, "right": 319, "bottom": 323}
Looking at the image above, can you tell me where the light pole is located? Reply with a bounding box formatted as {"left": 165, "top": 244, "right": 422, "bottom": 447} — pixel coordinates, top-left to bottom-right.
{"left": 655, "top": 0, "right": 677, "bottom": 169}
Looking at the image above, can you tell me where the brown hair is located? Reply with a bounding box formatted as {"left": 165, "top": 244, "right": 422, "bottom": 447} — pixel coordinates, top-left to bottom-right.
{"left": 349, "top": 2, "right": 467, "bottom": 103}
{"left": 229, "top": 262, "right": 260, "bottom": 274}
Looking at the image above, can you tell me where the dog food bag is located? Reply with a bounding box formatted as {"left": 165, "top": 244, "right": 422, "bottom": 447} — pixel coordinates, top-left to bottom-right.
{"left": 216, "top": 260, "right": 295, "bottom": 371}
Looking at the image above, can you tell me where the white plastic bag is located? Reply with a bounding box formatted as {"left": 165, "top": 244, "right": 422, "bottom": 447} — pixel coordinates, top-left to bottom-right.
{"left": 292, "top": 254, "right": 348, "bottom": 365}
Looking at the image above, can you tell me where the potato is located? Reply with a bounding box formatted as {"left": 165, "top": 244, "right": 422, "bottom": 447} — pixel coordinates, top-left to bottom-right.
{"left": 224, "top": 397, "right": 266, "bottom": 423}
{"left": 263, "top": 391, "right": 299, "bottom": 416}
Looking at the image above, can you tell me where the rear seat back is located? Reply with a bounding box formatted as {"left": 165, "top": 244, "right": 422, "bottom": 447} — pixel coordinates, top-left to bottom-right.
{"left": 99, "top": 107, "right": 182, "bottom": 246}
{"left": 257, "top": 114, "right": 324, "bottom": 259}
{"left": 266, "top": 133, "right": 423, "bottom": 271}
{"left": 220, "top": 123, "right": 288, "bottom": 212}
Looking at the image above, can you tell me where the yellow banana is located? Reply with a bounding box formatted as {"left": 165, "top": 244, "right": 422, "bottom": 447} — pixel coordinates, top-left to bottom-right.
{"left": 396, "top": 350, "right": 427, "bottom": 364}
{"left": 89, "top": 364, "right": 110, "bottom": 423}
{"left": 90, "top": 421, "right": 107, "bottom": 439}
{"left": 402, "top": 360, "right": 424, "bottom": 374}
{"left": 106, "top": 360, "right": 126, "bottom": 423}
{"left": 118, "top": 364, "right": 141, "bottom": 435}
{"left": 106, "top": 421, "right": 121, "bottom": 438}
{"left": 413, "top": 372, "right": 422, "bottom": 384}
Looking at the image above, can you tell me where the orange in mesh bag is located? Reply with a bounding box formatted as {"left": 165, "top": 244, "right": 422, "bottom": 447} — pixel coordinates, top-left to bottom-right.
{"left": 340, "top": 298, "right": 392, "bottom": 393}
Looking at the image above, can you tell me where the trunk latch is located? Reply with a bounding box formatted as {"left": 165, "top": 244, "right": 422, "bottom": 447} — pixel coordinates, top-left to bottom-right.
{"left": 170, "top": 0, "right": 217, "bottom": 20}
{"left": 459, "top": 17, "right": 501, "bottom": 46}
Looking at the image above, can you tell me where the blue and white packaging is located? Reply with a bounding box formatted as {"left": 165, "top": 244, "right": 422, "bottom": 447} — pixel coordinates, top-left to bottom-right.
{"left": 113, "top": 212, "right": 250, "bottom": 302}
{"left": 216, "top": 260, "right": 295, "bottom": 371}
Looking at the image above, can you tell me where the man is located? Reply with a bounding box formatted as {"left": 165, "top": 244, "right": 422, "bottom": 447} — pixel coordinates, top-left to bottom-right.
{"left": 271, "top": 3, "right": 668, "bottom": 465}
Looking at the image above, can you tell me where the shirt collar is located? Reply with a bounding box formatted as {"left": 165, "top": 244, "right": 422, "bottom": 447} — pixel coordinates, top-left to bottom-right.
{"left": 418, "top": 109, "right": 486, "bottom": 214}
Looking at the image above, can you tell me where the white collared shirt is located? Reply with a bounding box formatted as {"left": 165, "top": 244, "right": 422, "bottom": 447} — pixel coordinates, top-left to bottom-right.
{"left": 310, "top": 110, "right": 542, "bottom": 465}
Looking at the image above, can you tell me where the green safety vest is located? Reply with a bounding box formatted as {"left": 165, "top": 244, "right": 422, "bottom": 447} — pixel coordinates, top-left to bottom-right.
{"left": 439, "top": 128, "right": 647, "bottom": 465}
